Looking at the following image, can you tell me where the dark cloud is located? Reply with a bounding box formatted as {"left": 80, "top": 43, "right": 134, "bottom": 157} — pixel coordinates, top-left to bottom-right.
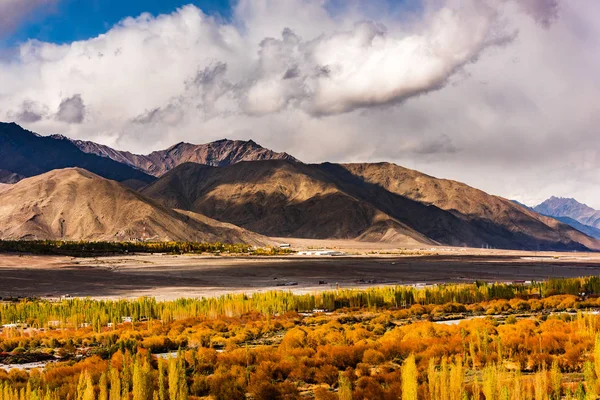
{"left": 414, "top": 135, "right": 459, "bottom": 155}
{"left": 10, "top": 100, "right": 45, "bottom": 123}
{"left": 132, "top": 108, "right": 161, "bottom": 124}
{"left": 518, "top": 0, "right": 560, "bottom": 28}
{"left": 187, "top": 62, "right": 228, "bottom": 88}
{"left": 56, "top": 94, "right": 86, "bottom": 124}
{"left": 283, "top": 65, "right": 300, "bottom": 80}
{"left": 132, "top": 104, "right": 184, "bottom": 125}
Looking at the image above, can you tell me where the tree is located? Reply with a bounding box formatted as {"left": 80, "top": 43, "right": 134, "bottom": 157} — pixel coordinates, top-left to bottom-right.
{"left": 133, "top": 357, "right": 152, "bottom": 400}
{"left": 550, "top": 360, "right": 561, "bottom": 400}
{"left": 402, "top": 354, "right": 418, "bottom": 400}
{"left": 99, "top": 372, "right": 109, "bottom": 400}
{"left": 168, "top": 354, "right": 188, "bottom": 400}
{"left": 338, "top": 373, "right": 353, "bottom": 400}
{"left": 109, "top": 366, "right": 121, "bottom": 400}
{"left": 158, "top": 360, "right": 166, "bottom": 400}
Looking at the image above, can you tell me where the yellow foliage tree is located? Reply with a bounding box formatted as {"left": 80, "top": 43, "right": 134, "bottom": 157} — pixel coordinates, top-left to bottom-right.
{"left": 402, "top": 354, "right": 418, "bottom": 400}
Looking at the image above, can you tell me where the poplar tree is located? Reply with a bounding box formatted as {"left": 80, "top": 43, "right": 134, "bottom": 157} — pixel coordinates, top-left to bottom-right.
{"left": 584, "top": 361, "right": 597, "bottom": 400}
{"left": 99, "top": 373, "right": 108, "bottom": 400}
{"left": 122, "top": 353, "right": 132, "bottom": 400}
{"left": 402, "top": 354, "right": 418, "bottom": 400}
{"left": 109, "top": 366, "right": 121, "bottom": 400}
{"left": 158, "top": 360, "right": 166, "bottom": 400}
{"left": 449, "top": 358, "right": 464, "bottom": 400}
{"left": 168, "top": 354, "right": 188, "bottom": 400}
{"left": 82, "top": 372, "right": 95, "bottom": 400}
{"left": 550, "top": 360, "right": 562, "bottom": 400}
{"left": 133, "top": 357, "right": 151, "bottom": 400}
{"left": 428, "top": 358, "right": 439, "bottom": 399}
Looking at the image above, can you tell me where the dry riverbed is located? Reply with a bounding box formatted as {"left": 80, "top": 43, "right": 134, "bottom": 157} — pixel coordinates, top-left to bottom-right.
{"left": 2, "top": 245, "right": 600, "bottom": 300}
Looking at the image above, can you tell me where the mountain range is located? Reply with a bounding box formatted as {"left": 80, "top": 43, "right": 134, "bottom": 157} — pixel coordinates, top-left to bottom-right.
{"left": 0, "top": 122, "right": 153, "bottom": 185}
{"left": 65, "top": 136, "right": 297, "bottom": 177}
{"left": 0, "top": 121, "right": 598, "bottom": 250}
{"left": 533, "top": 197, "right": 600, "bottom": 239}
{"left": 140, "top": 161, "right": 597, "bottom": 250}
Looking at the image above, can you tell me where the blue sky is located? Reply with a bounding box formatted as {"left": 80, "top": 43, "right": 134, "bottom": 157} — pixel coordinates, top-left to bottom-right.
{"left": 2, "top": 0, "right": 422, "bottom": 48}
{"left": 4, "top": 0, "right": 232, "bottom": 46}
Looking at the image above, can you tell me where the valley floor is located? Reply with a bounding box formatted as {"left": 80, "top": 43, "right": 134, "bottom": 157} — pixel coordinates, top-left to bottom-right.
{"left": 2, "top": 242, "right": 600, "bottom": 299}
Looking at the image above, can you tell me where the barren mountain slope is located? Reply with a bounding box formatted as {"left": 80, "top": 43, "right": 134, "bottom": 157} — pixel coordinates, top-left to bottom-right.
{"left": 336, "top": 163, "right": 600, "bottom": 250}
{"left": 0, "top": 122, "right": 154, "bottom": 184}
{"left": 143, "top": 160, "right": 597, "bottom": 250}
{"left": 0, "top": 168, "right": 267, "bottom": 245}
{"left": 141, "top": 161, "right": 436, "bottom": 244}
{"left": 535, "top": 197, "right": 600, "bottom": 229}
{"left": 546, "top": 216, "right": 600, "bottom": 240}
{"left": 71, "top": 138, "right": 297, "bottom": 176}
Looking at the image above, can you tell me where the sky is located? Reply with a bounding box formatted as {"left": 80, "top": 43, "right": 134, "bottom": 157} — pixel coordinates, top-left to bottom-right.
{"left": 0, "top": 0, "right": 599, "bottom": 208}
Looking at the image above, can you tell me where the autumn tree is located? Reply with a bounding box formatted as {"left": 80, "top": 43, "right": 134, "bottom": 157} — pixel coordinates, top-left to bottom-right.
{"left": 402, "top": 354, "right": 418, "bottom": 400}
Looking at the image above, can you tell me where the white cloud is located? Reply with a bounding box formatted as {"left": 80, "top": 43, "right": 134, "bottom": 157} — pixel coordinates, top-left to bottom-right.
{"left": 1, "top": 0, "right": 600, "bottom": 208}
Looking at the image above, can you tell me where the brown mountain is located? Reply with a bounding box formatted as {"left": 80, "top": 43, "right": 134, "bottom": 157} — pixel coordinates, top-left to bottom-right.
{"left": 141, "top": 161, "right": 436, "bottom": 246}
{"left": 331, "top": 163, "right": 599, "bottom": 250}
{"left": 0, "top": 122, "right": 154, "bottom": 184}
{"left": 141, "top": 160, "right": 599, "bottom": 251}
{"left": 70, "top": 138, "right": 297, "bottom": 177}
{"left": 0, "top": 168, "right": 267, "bottom": 245}
{"left": 535, "top": 197, "right": 600, "bottom": 229}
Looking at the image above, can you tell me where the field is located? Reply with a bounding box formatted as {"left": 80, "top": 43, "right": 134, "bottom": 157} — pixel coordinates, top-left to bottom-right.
{"left": 4, "top": 243, "right": 600, "bottom": 399}
{"left": 1, "top": 276, "right": 600, "bottom": 398}
{"left": 2, "top": 244, "right": 600, "bottom": 299}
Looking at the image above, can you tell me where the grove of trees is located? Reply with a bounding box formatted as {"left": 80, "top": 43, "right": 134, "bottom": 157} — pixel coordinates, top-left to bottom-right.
{"left": 1, "top": 277, "right": 600, "bottom": 398}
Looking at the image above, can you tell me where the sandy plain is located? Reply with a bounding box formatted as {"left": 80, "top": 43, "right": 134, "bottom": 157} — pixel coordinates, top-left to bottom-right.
{"left": 2, "top": 240, "right": 600, "bottom": 300}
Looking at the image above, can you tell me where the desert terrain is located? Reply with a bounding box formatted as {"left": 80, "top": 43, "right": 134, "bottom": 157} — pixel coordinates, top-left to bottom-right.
{"left": 2, "top": 241, "right": 600, "bottom": 300}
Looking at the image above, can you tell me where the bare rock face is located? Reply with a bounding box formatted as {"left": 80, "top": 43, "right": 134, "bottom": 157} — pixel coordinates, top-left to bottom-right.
{"left": 0, "top": 168, "right": 268, "bottom": 245}
{"left": 141, "top": 160, "right": 600, "bottom": 251}
{"left": 70, "top": 138, "right": 298, "bottom": 177}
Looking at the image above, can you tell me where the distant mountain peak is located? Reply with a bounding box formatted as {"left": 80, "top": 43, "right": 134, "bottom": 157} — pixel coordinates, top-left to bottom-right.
{"left": 534, "top": 196, "right": 600, "bottom": 231}
{"left": 68, "top": 135, "right": 299, "bottom": 176}
{"left": 536, "top": 196, "right": 594, "bottom": 211}
{"left": 49, "top": 134, "right": 69, "bottom": 140}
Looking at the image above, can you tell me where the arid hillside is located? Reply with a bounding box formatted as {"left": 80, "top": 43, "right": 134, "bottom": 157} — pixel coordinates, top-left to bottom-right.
{"left": 0, "top": 168, "right": 267, "bottom": 244}
{"left": 0, "top": 122, "right": 154, "bottom": 184}
{"left": 71, "top": 138, "right": 297, "bottom": 176}
{"left": 141, "top": 161, "right": 435, "bottom": 246}
{"left": 335, "top": 163, "right": 600, "bottom": 251}
{"left": 141, "top": 160, "right": 599, "bottom": 251}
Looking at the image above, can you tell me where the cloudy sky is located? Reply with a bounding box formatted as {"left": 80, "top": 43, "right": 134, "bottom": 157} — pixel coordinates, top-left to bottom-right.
{"left": 0, "top": 0, "right": 599, "bottom": 208}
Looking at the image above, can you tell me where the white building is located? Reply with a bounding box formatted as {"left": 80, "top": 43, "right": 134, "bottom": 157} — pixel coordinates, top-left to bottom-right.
{"left": 297, "top": 250, "right": 346, "bottom": 256}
